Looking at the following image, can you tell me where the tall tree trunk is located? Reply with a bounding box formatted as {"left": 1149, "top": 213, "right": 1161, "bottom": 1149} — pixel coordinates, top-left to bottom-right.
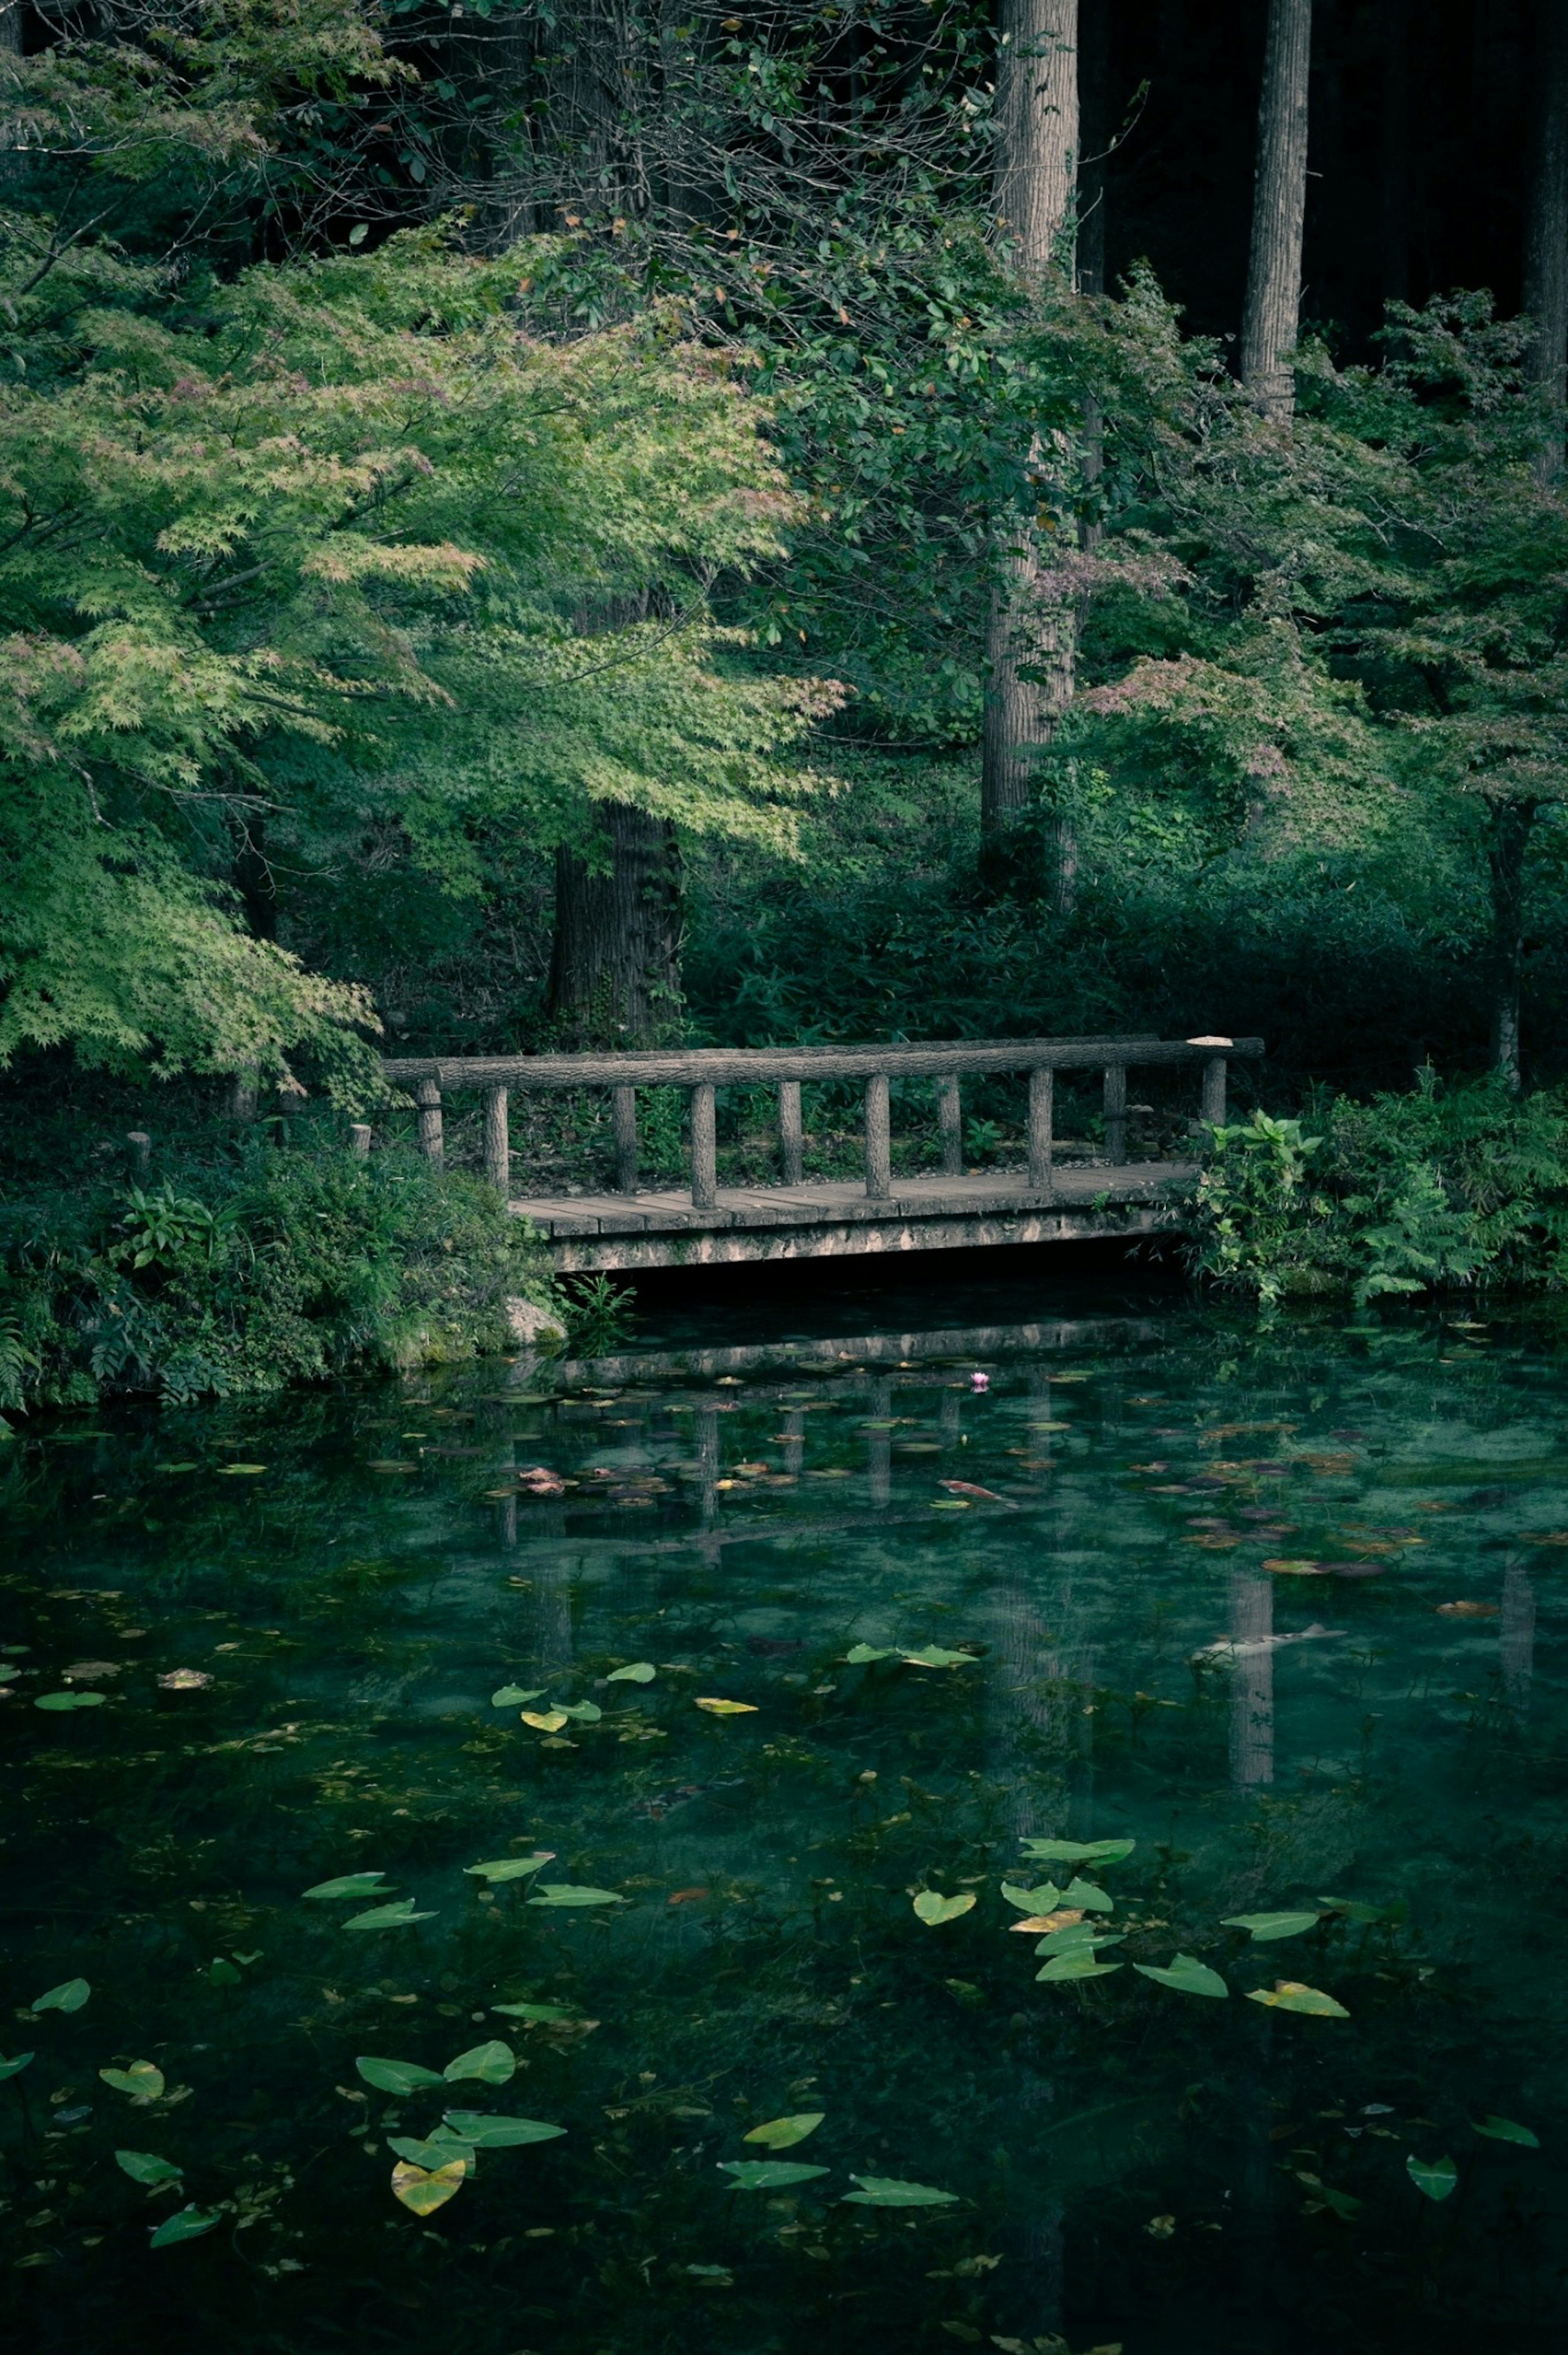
{"left": 1486, "top": 796, "right": 1537, "bottom": 1093}
{"left": 1076, "top": 0, "right": 1108, "bottom": 299}
{"left": 1242, "top": 0, "right": 1312, "bottom": 422}
{"left": 982, "top": 0, "right": 1080, "bottom": 896}
{"left": 547, "top": 801, "right": 683, "bottom": 1047}
{"left": 1524, "top": 0, "right": 1568, "bottom": 484}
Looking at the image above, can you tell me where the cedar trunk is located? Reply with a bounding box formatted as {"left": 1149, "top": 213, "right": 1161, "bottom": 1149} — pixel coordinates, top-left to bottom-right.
{"left": 1524, "top": 0, "right": 1568, "bottom": 483}
{"left": 1242, "top": 0, "right": 1312, "bottom": 422}
{"left": 1487, "top": 796, "right": 1537, "bottom": 1094}
{"left": 547, "top": 801, "right": 683, "bottom": 1048}
{"left": 982, "top": 0, "right": 1080, "bottom": 895}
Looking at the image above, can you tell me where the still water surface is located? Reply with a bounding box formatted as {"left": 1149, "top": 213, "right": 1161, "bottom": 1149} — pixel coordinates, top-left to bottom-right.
{"left": 4, "top": 1270, "right": 1566, "bottom": 2353}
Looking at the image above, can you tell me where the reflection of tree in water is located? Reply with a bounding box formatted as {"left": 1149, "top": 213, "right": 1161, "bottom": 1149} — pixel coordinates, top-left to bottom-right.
{"left": 1228, "top": 1570, "right": 1275, "bottom": 1790}
{"left": 1501, "top": 1559, "right": 1536, "bottom": 1713}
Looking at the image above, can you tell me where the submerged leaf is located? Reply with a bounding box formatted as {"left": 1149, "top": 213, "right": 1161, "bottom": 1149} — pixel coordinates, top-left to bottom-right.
{"left": 1061, "top": 1877, "right": 1114, "bottom": 1913}
{"left": 100, "top": 2062, "right": 165, "bottom": 2100}
{"left": 491, "top": 1684, "right": 547, "bottom": 1708}
{"left": 31, "top": 1977, "right": 90, "bottom": 2013}
{"left": 355, "top": 2055, "right": 447, "bottom": 2096}
{"left": 695, "top": 1697, "right": 759, "bottom": 1714}
{"left": 302, "top": 1871, "right": 391, "bottom": 1901}
{"left": 1037, "top": 1950, "right": 1122, "bottom": 1983}
{"left": 719, "top": 2159, "right": 830, "bottom": 2190}
{"left": 387, "top": 2134, "right": 474, "bottom": 2170}
{"left": 900, "top": 1646, "right": 975, "bottom": 1669}
{"left": 442, "top": 2039, "right": 515, "bottom": 2085}
{"left": 464, "top": 1854, "right": 555, "bottom": 1883}
{"left": 1473, "top": 2115, "right": 1539, "bottom": 2147}
{"left": 526, "top": 1884, "right": 624, "bottom": 1908}
{"left": 1019, "top": 1838, "right": 1135, "bottom": 1866}
{"left": 1245, "top": 1981, "right": 1349, "bottom": 2018}
{"left": 116, "top": 2149, "right": 184, "bottom": 2186}
{"left": 148, "top": 2204, "right": 222, "bottom": 2248}
{"left": 0, "top": 2052, "right": 34, "bottom": 2082}
{"left": 391, "top": 2158, "right": 466, "bottom": 2215}
{"left": 1134, "top": 1953, "right": 1229, "bottom": 1998}
{"left": 1406, "top": 2154, "right": 1458, "bottom": 2201}
{"left": 842, "top": 2174, "right": 960, "bottom": 2207}
{"left": 556, "top": 1700, "right": 603, "bottom": 1723}
{"left": 607, "top": 1662, "right": 657, "bottom": 1682}
{"left": 1000, "top": 1881, "right": 1064, "bottom": 1914}
{"left": 441, "top": 2110, "right": 566, "bottom": 2148}
{"left": 520, "top": 1709, "right": 570, "bottom": 1733}
{"left": 844, "top": 1644, "right": 897, "bottom": 1664}
{"left": 344, "top": 1900, "right": 436, "bottom": 1930}
{"left": 1223, "top": 1912, "right": 1322, "bottom": 1942}
{"left": 490, "top": 2000, "right": 579, "bottom": 2024}
{"left": 913, "top": 1891, "right": 976, "bottom": 1926}
{"left": 744, "top": 2112, "right": 825, "bottom": 2149}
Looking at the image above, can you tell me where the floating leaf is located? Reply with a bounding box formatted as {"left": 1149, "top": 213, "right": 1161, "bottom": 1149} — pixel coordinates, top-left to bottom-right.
{"left": 842, "top": 2174, "right": 960, "bottom": 2207}
{"left": 520, "top": 1709, "right": 570, "bottom": 1733}
{"left": 1246, "top": 1982, "right": 1349, "bottom": 2018}
{"left": 1263, "top": 1559, "right": 1327, "bottom": 1576}
{"left": 391, "top": 2159, "right": 466, "bottom": 2215}
{"left": 1019, "top": 1838, "right": 1135, "bottom": 1866}
{"left": 844, "top": 1644, "right": 896, "bottom": 1664}
{"left": 491, "top": 1685, "right": 546, "bottom": 1708}
{"left": 900, "top": 1646, "right": 974, "bottom": 1669}
{"left": 0, "top": 2052, "right": 33, "bottom": 2082}
{"left": 913, "top": 1891, "right": 976, "bottom": 1926}
{"left": 443, "top": 2040, "right": 515, "bottom": 2085}
{"left": 1407, "top": 2154, "right": 1458, "bottom": 2201}
{"left": 1473, "top": 2115, "right": 1539, "bottom": 2147}
{"left": 1134, "top": 1953, "right": 1229, "bottom": 1998}
{"left": 1037, "top": 1950, "right": 1122, "bottom": 1983}
{"left": 1001, "top": 1881, "right": 1064, "bottom": 1914}
{"left": 100, "top": 2061, "right": 164, "bottom": 2100}
{"left": 344, "top": 1900, "right": 436, "bottom": 1931}
{"left": 1009, "top": 1910, "right": 1085, "bottom": 1935}
{"left": 115, "top": 2149, "right": 183, "bottom": 2186}
{"left": 149, "top": 2204, "right": 222, "bottom": 2248}
{"left": 387, "top": 2135, "right": 474, "bottom": 2171}
{"left": 32, "top": 1977, "right": 90, "bottom": 2013}
{"left": 1061, "top": 1877, "right": 1114, "bottom": 1913}
{"left": 464, "top": 1854, "right": 555, "bottom": 1884}
{"left": 718, "top": 2159, "right": 830, "bottom": 2190}
{"left": 355, "top": 2055, "right": 446, "bottom": 2095}
{"left": 208, "top": 1958, "right": 242, "bottom": 1987}
{"left": 303, "top": 1871, "right": 391, "bottom": 1901}
{"left": 556, "top": 1700, "right": 602, "bottom": 1723}
{"left": 1223, "top": 1912, "right": 1322, "bottom": 1942}
{"left": 218, "top": 1463, "right": 267, "bottom": 1476}
{"left": 1036, "top": 1927, "right": 1123, "bottom": 1957}
{"left": 158, "top": 1669, "right": 212, "bottom": 1691}
{"left": 744, "top": 2112, "right": 824, "bottom": 2149}
{"left": 607, "top": 1662, "right": 657, "bottom": 1683}
{"left": 526, "top": 1884, "right": 624, "bottom": 1907}
{"left": 1316, "top": 1895, "right": 1406, "bottom": 1925}
{"left": 35, "top": 1690, "right": 105, "bottom": 1711}
{"left": 695, "top": 1697, "right": 758, "bottom": 1714}
{"left": 441, "top": 2110, "right": 566, "bottom": 2148}
{"left": 490, "top": 2000, "right": 578, "bottom": 2024}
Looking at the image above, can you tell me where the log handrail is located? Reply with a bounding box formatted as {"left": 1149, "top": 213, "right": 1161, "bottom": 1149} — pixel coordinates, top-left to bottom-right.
{"left": 375, "top": 1033, "right": 1261, "bottom": 1203}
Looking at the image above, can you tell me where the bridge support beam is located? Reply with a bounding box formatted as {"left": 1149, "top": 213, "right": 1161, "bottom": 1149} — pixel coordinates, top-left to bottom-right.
{"left": 1102, "top": 1064, "right": 1127, "bottom": 1164}
{"left": 689, "top": 1082, "right": 717, "bottom": 1210}
{"left": 779, "top": 1080, "right": 803, "bottom": 1185}
{"left": 1028, "top": 1067, "right": 1055, "bottom": 1189}
{"left": 864, "top": 1073, "right": 891, "bottom": 1199}
{"left": 937, "top": 1075, "right": 962, "bottom": 1175}
{"left": 484, "top": 1085, "right": 510, "bottom": 1196}
{"left": 416, "top": 1077, "right": 443, "bottom": 1164}
{"left": 612, "top": 1085, "right": 638, "bottom": 1195}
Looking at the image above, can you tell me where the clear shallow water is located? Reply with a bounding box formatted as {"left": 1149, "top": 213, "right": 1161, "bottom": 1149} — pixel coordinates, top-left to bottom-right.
{"left": 3, "top": 1276, "right": 1567, "bottom": 2354}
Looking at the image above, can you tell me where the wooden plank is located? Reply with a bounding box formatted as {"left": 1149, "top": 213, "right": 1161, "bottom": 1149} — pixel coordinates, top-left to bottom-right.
{"left": 383, "top": 1033, "right": 1259, "bottom": 1090}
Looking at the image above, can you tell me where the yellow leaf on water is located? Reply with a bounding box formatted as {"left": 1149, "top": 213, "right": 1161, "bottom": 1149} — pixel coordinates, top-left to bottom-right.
{"left": 391, "top": 2159, "right": 466, "bottom": 2215}
{"left": 1009, "top": 1909, "right": 1085, "bottom": 1934}
{"left": 695, "top": 1697, "right": 758, "bottom": 1715}
{"left": 520, "top": 1710, "right": 569, "bottom": 1732}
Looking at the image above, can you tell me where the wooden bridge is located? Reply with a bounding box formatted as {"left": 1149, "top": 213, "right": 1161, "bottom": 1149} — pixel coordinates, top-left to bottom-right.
{"left": 379, "top": 1033, "right": 1260, "bottom": 1273}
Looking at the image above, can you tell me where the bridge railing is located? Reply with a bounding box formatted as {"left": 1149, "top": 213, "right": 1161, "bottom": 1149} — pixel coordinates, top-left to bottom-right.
{"left": 378, "top": 1034, "right": 1262, "bottom": 1209}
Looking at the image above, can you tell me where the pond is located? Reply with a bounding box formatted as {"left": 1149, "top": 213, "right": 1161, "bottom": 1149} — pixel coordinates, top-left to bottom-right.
{"left": 3, "top": 1266, "right": 1564, "bottom": 2353}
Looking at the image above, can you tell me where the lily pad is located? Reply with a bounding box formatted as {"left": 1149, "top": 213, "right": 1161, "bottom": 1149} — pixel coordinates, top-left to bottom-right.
{"left": 556, "top": 1700, "right": 603, "bottom": 1723}
{"left": 1223, "top": 1912, "right": 1322, "bottom": 1942}
{"left": 718, "top": 2159, "right": 830, "bottom": 2190}
{"left": 441, "top": 2110, "right": 566, "bottom": 2148}
{"left": 520, "top": 1709, "right": 570, "bottom": 1733}
{"left": 149, "top": 2204, "right": 223, "bottom": 2248}
{"left": 344, "top": 1900, "right": 436, "bottom": 1931}
{"left": 844, "top": 1644, "right": 897, "bottom": 1664}
{"left": 442, "top": 2040, "right": 515, "bottom": 2085}
{"left": 32, "top": 1977, "right": 90, "bottom": 2013}
{"left": 1035, "top": 1926, "right": 1123, "bottom": 1956}
{"left": 695, "top": 1697, "right": 758, "bottom": 1714}
{"left": 1407, "top": 2154, "right": 1458, "bottom": 2201}
{"left": 900, "top": 1646, "right": 974, "bottom": 1669}
{"left": 1061, "top": 1877, "right": 1114, "bottom": 1913}
{"left": 464, "top": 1854, "right": 555, "bottom": 1883}
{"left": 1019, "top": 1838, "right": 1135, "bottom": 1866}
{"left": 115, "top": 2149, "right": 184, "bottom": 2186}
{"left": 35, "top": 1690, "right": 105, "bottom": 1711}
{"left": 1001, "top": 1881, "right": 1065, "bottom": 1914}
{"left": 391, "top": 2158, "right": 466, "bottom": 2215}
{"left": 356, "top": 2055, "right": 447, "bottom": 2095}
{"left": 303, "top": 1871, "right": 391, "bottom": 1901}
{"left": 607, "top": 1662, "right": 657, "bottom": 1682}
{"left": 100, "top": 2062, "right": 164, "bottom": 2100}
{"left": 491, "top": 1685, "right": 546, "bottom": 1708}
{"left": 1245, "top": 1981, "right": 1349, "bottom": 2018}
{"left": 842, "top": 2174, "right": 960, "bottom": 2207}
{"left": 526, "top": 1884, "right": 624, "bottom": 1907}
{"left": 1037, "top": 1950, "right": 1122, "bottom": 1983}
{"left": 913, "top": 1891, "right": 976, "bottom": 1926}
{"left": 1134, "top": 1953, "right": 1229, "bottom": 1998}
{"left": 744, "top": 2112, "right": 824, "bottom": 2149}
{"left": 0, "top": 2052, "right": 33, "bottom": 2082}
{"left": 1473, "top": 2115, "right": 1539, "bottom": 2147}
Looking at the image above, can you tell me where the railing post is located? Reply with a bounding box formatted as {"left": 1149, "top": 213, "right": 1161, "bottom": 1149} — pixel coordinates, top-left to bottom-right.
{"left": 864, "top": 1072, "right": 891, "bottom": 1200}
{"left": 937, "top": 1074, "right": 962, "bottom": 1175}
{"left": 779, "top": 1079, "right": 804, "bottom": 1185}
{"left": 416, "top": 1077, "right": 443, "bottom": 1165}
{"left": 127, "top": 1130, "right": 151, "bottom": 1180}
{"left": 611, "top": 1085, "right": 638, "bottom": 1195}
{"left": 483, "top": 1085, "right": 510, "bottom": 1195}
{"left": 1102, "top": 1063, "right": 1127, "bottom": 1165}
{"left": 1202, "top": 1055, "right": 1228, "bottom": 1127}
{"left": 689, "top": 1082, "right": 717, "bottom": 1211}
{"left": 350, "top": 1122, "right": 372, "bottom": 1159}
{"left": 1027, "top": 1066, "right": 1054, "bottom": 1190}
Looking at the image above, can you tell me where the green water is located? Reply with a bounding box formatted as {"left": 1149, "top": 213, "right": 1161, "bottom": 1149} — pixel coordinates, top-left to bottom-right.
{"left": 4, "top": 1271, "right": 1566, "bottom": 2353}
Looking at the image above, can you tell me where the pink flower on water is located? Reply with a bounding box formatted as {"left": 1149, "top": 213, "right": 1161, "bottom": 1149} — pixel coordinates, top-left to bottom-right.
{"left": 970, "top": 1372, "right": 990, "bottom": 1392}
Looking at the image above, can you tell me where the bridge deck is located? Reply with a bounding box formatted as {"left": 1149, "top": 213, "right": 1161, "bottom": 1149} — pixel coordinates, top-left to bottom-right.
{"left": 516, "top": 1158, "right": 1198, "bottom": 1272}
